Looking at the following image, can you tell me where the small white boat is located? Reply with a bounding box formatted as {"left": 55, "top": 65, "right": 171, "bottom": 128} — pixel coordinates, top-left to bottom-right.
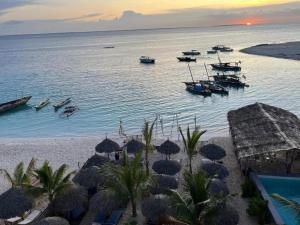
{"left": 35, "top": 98, "right": 50, "bottom": 111}
{"left": 140, "top": 56, "right": 155, "bottom": 64}
{"left": 182, "top": 50, "right": 200, "bottom": 56}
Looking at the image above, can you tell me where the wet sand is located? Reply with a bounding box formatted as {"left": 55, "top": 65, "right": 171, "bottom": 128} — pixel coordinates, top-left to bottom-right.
{"left": 240, "top": 41, "right": 300, "bottom": 61}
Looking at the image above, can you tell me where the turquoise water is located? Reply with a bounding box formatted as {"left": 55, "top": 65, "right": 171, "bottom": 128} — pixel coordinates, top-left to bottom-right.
{"left": 0, "top": 24, "right": 300, "bottom": 138}
{"left": 258, "top": 175, "right": 300, "bottom": 225}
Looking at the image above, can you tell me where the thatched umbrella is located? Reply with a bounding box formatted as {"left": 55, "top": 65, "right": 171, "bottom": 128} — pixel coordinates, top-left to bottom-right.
{"left": 158, "top": 140, "right": 180, "bottom": 159}
{"left": 200, "top": 144, "right": 226, "bottom": 161}
{"left": 82, "top": 154, "right": 109, "bottom": 169}
{"left": 95, "top": 138, "right": 120, "bottom": 158}
{"left": 73, "top": 166, "right": 104, "bottom": 194}
{"left": 141, "top": 196, "right": 170, "bottom": 224}
{"left": 53, "top": 185, "right": 88, "bottom": 215}
{"left": 123, "top": 139, "right": 145, "bottom": 154}
{"left": 33, "top": 217, "right": 70, "bottom": 225}
{"left": 152, "top": 160, "right": 181, "bottom": 175}
{"left": 89, "top": 192, "right": 121, "bottom": 216}
{"left": 204, "top": 203, "right": 239, "bottom": 225}
{"left": 200, "top": 159, "right": 229, "bottom": 180}
{"left": 208, "top": 178, "right": 229, "bottom": 197}
{"left": 150, "top": 175, "right": 178, "bottom": 195}
{"left": 0, "top": 188, "right": 33, "bottom": 219}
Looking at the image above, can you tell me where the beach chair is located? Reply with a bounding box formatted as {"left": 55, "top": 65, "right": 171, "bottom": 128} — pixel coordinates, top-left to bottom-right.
{"left": 103, "top": 210, "right": 123, "bottom": 225}
{"left": 18, "top": 210, "right": 41, "bottom": 224}
{"left": 92, "top": 211, "right": 106, "bottom": 225}
{"left": 5, "top": 216, "right": 22, "bottom": 224}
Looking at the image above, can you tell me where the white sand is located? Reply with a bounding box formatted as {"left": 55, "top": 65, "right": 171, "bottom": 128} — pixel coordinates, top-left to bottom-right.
{"left": 240, "top": 41, "right": 300, "bottom": 61}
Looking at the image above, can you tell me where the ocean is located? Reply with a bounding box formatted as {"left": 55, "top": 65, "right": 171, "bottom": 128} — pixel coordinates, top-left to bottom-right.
{"left": 0, "top": 24, "right": 299, "bottom": 139}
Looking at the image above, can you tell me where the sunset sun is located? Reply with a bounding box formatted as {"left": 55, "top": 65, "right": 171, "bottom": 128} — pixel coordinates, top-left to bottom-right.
{"left": 246, "top": 22, "right": 252, "bottom": 26}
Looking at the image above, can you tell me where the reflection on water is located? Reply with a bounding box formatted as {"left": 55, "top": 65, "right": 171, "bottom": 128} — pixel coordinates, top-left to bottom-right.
{"left": 0, "top": 24, "right": 299, "bottom": 139}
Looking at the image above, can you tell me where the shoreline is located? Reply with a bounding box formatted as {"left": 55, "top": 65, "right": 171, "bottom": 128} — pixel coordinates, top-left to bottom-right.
{"left": 240, "top": 41, "right": 300, "bottom": 61}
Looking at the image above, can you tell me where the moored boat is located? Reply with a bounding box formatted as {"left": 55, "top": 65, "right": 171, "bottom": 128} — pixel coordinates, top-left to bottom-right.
{"left": 60, "top": 106, "right": 79, "bottom": 118}
{"left": 185, "top": 83, "right": 212, "bottom": 96}
{"left": 207, "top": 50, "right": 217, "bottom": 54}
{"left": 212, "top": 45, "right": 233, "bottom": 52}
{"left": 211, "top": 62, "right": 241, "bottom": 71}
{"left": 182, "top": 50, "right": 200, "bottom": 56}
{"left": 0, "top": 96, "right": 32, "bottom": 114}
{"left": 212, "top": 73, "right": 248, "bottom": 88}
{"left": 35, "top": 98, "right": 50, "bottom": 111}
{"left": 140, "top": 56, "right": 155, "bottom": 64}
{"left": 177, "top": 57, "right": 197, "bottom": 62}
{"left": 53, "top": 98, "right": 71, "bottom": 111}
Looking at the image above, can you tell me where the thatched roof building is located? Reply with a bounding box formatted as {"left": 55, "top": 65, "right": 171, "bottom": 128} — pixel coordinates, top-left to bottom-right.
{"left": 228, "top": 103, "right": 300, "bottom": 172}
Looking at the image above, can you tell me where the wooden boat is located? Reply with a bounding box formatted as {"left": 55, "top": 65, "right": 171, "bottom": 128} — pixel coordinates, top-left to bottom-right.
{"left": 182, "top": 50, "right": 200, "bottom": 56}
{"left": 53, "top": 98, "right": 71, "bottom": 111}
{"left": 35, "top": 98, "right": 50, "bottom": 111}
{"left": 207, "top": 50, "right": 217, "bottom": 54}
{"left": 60, "top": 106, "right": 79, "bottom": 118}
{"left": 184, "top": 64, "right": 211, "bottom": 96}
{"left": 212, "top": 73, "right": 248, "bottom": 88}
{"left": 177, "top": 57, "right": 197, "bottom": 62}
{"left": 103, "top": 46, "right": 115, "bottom": 49}
{"left": 212, "top": 45, "right": 233, "bottom": 52}
{"left": 0, "top": 96, "right": 32, "bottom": 114}
{"left": 210, "top": 54, "right": 241, "bottom": 71}
{"left": 140, "top": 56, "right": 155, "bottom": 64}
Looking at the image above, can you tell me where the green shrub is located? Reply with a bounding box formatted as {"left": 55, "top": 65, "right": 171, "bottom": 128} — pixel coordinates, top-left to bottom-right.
{"left": 247, "top": 193, "right": 271, "bottom": 225}
{"left": 124, "top": 220, "right": 137, "bottom": 225}
{"left": 241, "top": 178, "right": 257, "bottom": 198}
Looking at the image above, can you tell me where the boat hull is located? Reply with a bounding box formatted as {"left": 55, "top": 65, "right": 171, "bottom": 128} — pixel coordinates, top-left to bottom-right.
{"left": 211, "top": 64, "right": 241, "bottom": 72}
{"left": 0, "top": 96, "right": 32, "bottom": 113}
{"left": 185, "top": 84, "right": 212, "bottom": 96}
{"left": 177, "top": 57, "right": 196, "bottom": 62}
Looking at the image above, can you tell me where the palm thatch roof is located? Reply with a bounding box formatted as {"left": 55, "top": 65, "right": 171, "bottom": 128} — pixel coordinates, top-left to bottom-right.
{"left": 200, "top": 159, "right": 229, "bottom": 180}
{"left": 228, "top": 103, "right": 300, "bottom": 159}
{"left": 152, "top": 160, "right": 181, "bottom": 175}
{"left": 150, "top": 174, "right": 178, "bottom": 195}
{"left": 207, "top": 178, "right": 229, "bottom": 197}
{"left": 52, "top": 185, "right": 88, "bottom": 214}
{"left": 141, "top": 196, "right": 171, "bottom": 224}
{"left": 73, "top": 166, "right": 104, "bottom": 189}
{"left": 158, "top": 140, "right": 180, "bottom": 156}
{"left": 122, "top": 139, "right": 145, "bottom": 154}
{"left": 33, "top": 217, "right": 70, "bottom": 225}
{"left": 204, "top": 203, "right": 239, "bottom": 225}
{"left": 95, "top": 138, "right": 120, "bottom": 154}
{"left": 89, "top": 192, "right": 121, "bottom": 216}
{"left": 82, "top": 154, "right": 109, "bottom": 169}
{"left": 0, "top": 188, "right": 34, "bottom": 219}
{"left": 200, "top": 144, "right": 226, "bottom": 161}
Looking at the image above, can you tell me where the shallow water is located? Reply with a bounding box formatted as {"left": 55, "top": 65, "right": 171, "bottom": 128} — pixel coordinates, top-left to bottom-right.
{"left": 0, "top": 24, "right": 299, "bottom": 139}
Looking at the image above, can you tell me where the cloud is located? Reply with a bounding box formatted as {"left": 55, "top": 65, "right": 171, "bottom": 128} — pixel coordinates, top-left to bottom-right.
{"left": 0, "top": 1, "right": 299, "bottom": 35}
{"left": 0, "top": 0, "right": 36, "bottom": 12}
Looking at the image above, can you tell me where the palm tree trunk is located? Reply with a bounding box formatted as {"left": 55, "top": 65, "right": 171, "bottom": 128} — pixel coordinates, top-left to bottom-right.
{"left": 145, "top": 149, "right": 149, "bottom": 175}
{"left": 131, "top": 197, "right": 137, "bottom": 217}
{"left": 189, "top": 158, "right": 193, "bottom": 174}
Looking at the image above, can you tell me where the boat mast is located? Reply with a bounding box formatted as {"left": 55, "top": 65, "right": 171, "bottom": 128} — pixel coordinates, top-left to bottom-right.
{"left": 188, "top": 64, "right": 195, "bottom": 83}
{"left": 204, "top": 63, "right": 210, "bottom": 80}
{"left": 217, "top": 52, "right": 222, "bottom": 64}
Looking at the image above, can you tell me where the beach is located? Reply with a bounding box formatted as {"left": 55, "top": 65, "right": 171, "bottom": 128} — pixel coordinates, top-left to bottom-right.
{"left": 0, "top": 135, "right": 256, "bottom": 225}
{"left": 240, "top": 41, "right": 300, "bottom": 60}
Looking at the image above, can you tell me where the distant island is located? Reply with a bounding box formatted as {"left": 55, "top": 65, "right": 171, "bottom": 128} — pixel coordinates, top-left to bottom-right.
{"left": 240, "top": 41, "right": 300, "bottom": 61}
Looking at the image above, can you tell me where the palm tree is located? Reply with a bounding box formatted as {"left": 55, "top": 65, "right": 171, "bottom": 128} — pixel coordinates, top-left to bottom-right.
{"left": 165, "top": 170, "right": 210, "bottom": 225}
{"left": 142, "top": 118, "right": 156, "bottom": 175}
{"left": 272, "top": 193, "right": 300, "bottom": 222}
{"left": 179, "top": 126, "right": 206, "bottom": 173}
{"left": 101, "top": 151, "right": 151, "bottom": 217}
{"left": 27, "top": 161, "right": 75, "bottom": 202}
{"left": 0, "top": 158, "right": 36, "bottom": 188}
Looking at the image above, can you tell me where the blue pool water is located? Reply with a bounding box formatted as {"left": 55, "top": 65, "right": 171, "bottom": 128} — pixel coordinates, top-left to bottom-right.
{"left": 0, "top": 24, "right": 300, "bottom": 138}
{"left": 258, "top": 175, "right": 300, "bottom": 225}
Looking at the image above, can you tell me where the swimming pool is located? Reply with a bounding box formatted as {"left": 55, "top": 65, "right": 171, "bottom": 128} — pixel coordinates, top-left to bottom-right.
{"left": 252, "top": 174, "right": 300, "bottom": 225}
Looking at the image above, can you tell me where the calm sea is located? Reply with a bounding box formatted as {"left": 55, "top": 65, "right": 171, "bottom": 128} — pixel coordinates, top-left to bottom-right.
{"left": 0, "top": 24, "right": 299, "bottom": 139}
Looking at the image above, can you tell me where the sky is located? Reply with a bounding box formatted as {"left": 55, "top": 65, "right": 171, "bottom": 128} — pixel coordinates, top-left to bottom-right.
{"left": 0, "top": 0, "right": 299, "bottom": 35}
